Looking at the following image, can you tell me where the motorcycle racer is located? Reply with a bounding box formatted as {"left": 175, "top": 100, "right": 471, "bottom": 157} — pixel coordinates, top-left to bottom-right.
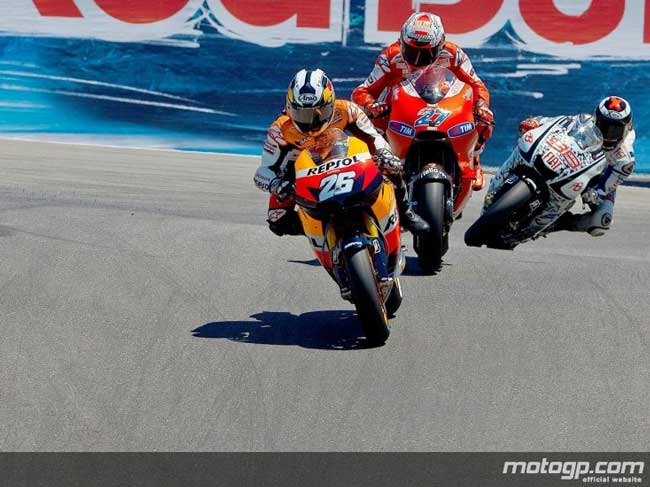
{"left": 351, "top": 11, "right": 494, "bottom": 191}
{"left": 488, "top": 96, "right": 635, "bottom": 238}
{"left": 254, "top": 68, "right": 429, "bottom": 237}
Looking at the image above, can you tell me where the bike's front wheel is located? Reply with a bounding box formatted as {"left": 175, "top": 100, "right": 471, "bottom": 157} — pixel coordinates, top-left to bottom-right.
{"left": 347, "top": 249, "right": 390, "bottom": 344}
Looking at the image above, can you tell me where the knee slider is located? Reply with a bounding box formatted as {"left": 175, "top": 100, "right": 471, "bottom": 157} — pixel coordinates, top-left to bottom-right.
{"left": 587, "top": 213, "right": 612, "bottom": 237}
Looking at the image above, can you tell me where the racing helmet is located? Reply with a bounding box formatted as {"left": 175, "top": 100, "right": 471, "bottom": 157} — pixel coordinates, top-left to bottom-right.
{"left": 400, "top": 12, "right": 445, "bottom": 69}
{"left": 595, "top": 96, "right": 633, "bottom": 150}
{"left": 286, "top": 69, "right": 335, "bottom": 136}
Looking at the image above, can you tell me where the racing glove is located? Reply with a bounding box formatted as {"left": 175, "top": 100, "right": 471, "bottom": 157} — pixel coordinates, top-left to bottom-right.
{"left": 373, "top": 148, "right": 402, "bottom": 175}
{"left": 581, "top": 188, "right": 604, "bottom": 206}
{"left": 474, "top": 100, "right": 495, "bottom": 125}
{"left": 269, "top": 178, "right": 295, "bottom": 202}
{"left": 365, "top": 102, "right": 390, "bottom": 119}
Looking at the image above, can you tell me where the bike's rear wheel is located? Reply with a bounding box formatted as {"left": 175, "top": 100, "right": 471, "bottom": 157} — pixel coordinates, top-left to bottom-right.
{"left": 414, "top": 181, "right": 447, "bottom": 274}
{"left": 464, "top": 180, "right": 534, "bottom": 248}
{"left": 347, "top": 249, "right": 390, "bottom": 344}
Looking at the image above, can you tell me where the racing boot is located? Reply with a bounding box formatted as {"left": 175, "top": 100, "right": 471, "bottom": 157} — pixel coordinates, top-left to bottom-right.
{"left": 542, "top": 202, "right": 612, "bottom": 238}
{"left": 539, "top": 211, "right": 586, "bottom": 237}
{"left": 268, "top": 210, "right": 304, "bottom": 236}
{"left": 267, "top": 194, "right": 304, "bottom": 236}
{"left": 541, "top": 211, "right": 577, "bottom": 235}
{"left": 393, "top": 177, "right": 430, "bottom": 236}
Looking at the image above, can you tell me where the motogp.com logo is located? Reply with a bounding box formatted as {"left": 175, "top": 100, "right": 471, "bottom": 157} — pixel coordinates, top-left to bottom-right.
{"left": 503, "top": 458, "right": 644, "bottom": 481}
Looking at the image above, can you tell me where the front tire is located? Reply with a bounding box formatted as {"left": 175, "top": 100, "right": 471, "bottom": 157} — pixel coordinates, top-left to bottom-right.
{"left": 346, "top": 249, "right": 390, "bottom": 344}
{"left": 414, "top": 181, "right": 447, "bottom": 274}
{"left": 464, "top": 180, "right": 534, "bottom": 248}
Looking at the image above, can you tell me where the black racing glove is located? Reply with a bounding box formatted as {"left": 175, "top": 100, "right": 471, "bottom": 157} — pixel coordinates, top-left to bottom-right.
{"left": 373, "top": 148, "right": 402, "bottom": 175}
{"left": 269, "top": 178, "right": 295, "bottom": 202}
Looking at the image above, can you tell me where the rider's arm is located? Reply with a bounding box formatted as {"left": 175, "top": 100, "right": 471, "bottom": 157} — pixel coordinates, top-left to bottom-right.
{"left": 344, "top": 102, "right": 391, "bottom": 153}
{"left": 254, "top": 123, "right": 295, "bottom": 192}
{"left": 597, "top": 129, "right": 636, "bottom": 195}
{"left": 351, "top": 45, "right": 398, "bottom": 110}
{"left": 445, "top": 43, "right": 490, "bottom": 108}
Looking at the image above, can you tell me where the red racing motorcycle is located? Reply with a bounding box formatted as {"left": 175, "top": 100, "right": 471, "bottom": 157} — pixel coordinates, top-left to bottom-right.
{"left": 385, "top": 66, "right": 481, "bottom": 272}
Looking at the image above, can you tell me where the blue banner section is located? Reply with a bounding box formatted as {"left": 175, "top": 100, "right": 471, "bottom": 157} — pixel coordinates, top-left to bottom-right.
{"left": 0, "top": 1, "right": 647, "bottom": 172}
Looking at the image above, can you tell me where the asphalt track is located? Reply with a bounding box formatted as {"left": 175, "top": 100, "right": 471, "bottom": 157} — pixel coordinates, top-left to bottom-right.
{"left": 0, "top": 139, "right": 649, "bottom": 451}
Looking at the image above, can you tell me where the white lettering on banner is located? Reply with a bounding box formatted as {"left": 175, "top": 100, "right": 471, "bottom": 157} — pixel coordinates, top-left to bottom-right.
{"left": 0, "top": 0, "right": 204, "bottom": 42}
{"left": 2, "top": 0, "right": 650, "bottom": 57}
{"left": 0, "top": 0, "right": 344, "bottom": 46}
{"left": 364, "top": 0, "right": 650, "bottom": 59}
{"left": 205, "top": 0, "right": 345, "bottom": 47}
{"left": 0, "top": 0, "right": 343, "bottom": 45}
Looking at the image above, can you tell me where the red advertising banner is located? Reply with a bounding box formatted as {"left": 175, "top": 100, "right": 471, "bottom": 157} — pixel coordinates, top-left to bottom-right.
{"left": 0, "top": 0, "right": 648, "bottom": 56}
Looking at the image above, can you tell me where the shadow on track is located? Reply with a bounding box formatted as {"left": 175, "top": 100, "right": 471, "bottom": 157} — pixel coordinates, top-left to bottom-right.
{"left": 192, "top": 310, "right": 382, "bottom": 350}
{"left": 287, "top": 258, "right": 321, "bottom": 266}
{"left": 402, "top": 256, "right": 451, "bottom": 276}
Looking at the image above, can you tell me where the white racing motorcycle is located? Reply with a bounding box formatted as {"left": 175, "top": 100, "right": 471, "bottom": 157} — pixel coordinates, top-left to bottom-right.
{"left": 464, "top": 115, "right": 608, "bottom": 249}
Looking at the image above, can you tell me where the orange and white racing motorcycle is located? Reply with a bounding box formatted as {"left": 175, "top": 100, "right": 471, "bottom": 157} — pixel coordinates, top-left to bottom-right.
{"left": 293, "top": 128, "right": 405, "bottom": 344}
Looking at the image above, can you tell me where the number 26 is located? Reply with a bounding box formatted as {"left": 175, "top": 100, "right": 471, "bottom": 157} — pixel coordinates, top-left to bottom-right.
{"left": 319, "top": 171, "right": 355, "bottom": 201}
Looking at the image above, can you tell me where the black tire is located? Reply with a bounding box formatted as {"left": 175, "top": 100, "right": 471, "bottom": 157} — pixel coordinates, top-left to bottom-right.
{"left": 385, "top": 278, "right": 403, "bottom": 317}
{"left": 346, "top": 249, "right": 390, "bottom": 344}
{"left": 414, "top": 181, "right": 446, "bottom": 274}
{"left": 464, "top": 180, "right": 534, "bottom": 248}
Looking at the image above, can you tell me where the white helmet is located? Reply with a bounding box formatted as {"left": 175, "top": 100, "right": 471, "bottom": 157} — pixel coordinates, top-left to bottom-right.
{"left": 286, "top": 69, "right": 335, "bottom": 136}
{"left": 400, "top": 12, "right": 445, "bottom": 68}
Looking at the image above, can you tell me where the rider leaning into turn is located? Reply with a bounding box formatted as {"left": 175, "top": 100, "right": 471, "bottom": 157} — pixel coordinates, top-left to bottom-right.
{"left": 351, "top": 11, "right": 494, "bottom": 191}
{"left": 510, "top": 96, "right": 635, "bottom": 237}
{"left": 253, "top": 68, "right": 429, "bottom": 237}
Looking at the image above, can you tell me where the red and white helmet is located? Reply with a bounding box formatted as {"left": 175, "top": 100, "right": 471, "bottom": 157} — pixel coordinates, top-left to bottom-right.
{"left": 595, "top": 96, "right": 633, "bottom": 150}
{"left": 400, "top": 12, "right": 445, "bottom": 69}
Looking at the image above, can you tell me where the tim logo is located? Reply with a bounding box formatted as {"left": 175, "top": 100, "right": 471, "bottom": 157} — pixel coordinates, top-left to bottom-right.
{"left": 388, "top": 121, "right": 415, "bottom": 138}
{"left": 448, "top": 122, "right": 475, "bottom": 138}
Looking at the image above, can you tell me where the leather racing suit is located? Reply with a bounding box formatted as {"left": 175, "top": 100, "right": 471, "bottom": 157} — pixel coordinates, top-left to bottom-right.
{"left": 254, "top": 99, "right": 423, "bottom": 236}
{"left": 351, "top": 40, "right": 493, "bottom": 147}
{"left": 488, "top": 115, "right": 635, "bottom": 238}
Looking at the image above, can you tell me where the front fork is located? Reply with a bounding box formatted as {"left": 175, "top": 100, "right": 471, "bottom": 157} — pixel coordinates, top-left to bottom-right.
{"left": 326, "top": 215, "right": 403, "bottom": 302}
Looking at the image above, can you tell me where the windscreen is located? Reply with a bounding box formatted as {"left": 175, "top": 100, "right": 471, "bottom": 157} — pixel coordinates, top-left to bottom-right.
{"left": 307, "top": 128, "right": 349, "bottom": 164}
{"left": 411, "top": 66, "right": 457, "bottom": 104}
{"left": 566, "top": 114, "right": 604, "bottom": 154}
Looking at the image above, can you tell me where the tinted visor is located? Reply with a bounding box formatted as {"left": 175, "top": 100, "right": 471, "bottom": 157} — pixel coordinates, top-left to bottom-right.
{"left": 289, "top": 102, "right": 334, "bottom": 134}
{"left": 401, "top": 39, "right": 442, "bottom": 68}
{"left": 596, "top": 110, "right": 629, "bottom": 149}
{"left": 599, "top": 122, "right": 626, "bottom": 149}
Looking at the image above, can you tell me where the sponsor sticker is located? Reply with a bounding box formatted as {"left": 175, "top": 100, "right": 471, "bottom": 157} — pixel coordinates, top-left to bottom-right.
{"left": 414, "top": 107, "right": 451, "bottom": 128}
{"left": 388, "top": 121, "right": 415, "bottom": 138}
{"left": 297, "top": 93, "right": 318, "bottom": 104}
{"left": 296, "top": 153, "right": 370, "bottom": 178}
{"left": 267, "top": 209, "right": 287, "bottom": 222}
{"left": 447, "top": 122, "right": 475, "bottom": 138}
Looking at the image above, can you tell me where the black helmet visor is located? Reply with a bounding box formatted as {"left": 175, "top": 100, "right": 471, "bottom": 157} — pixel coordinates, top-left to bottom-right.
{"left": 289, "top": 102, "right": 334, "bottom": 134}
{"left": 400, "top": 39, "right": 442, "bottom": 67}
